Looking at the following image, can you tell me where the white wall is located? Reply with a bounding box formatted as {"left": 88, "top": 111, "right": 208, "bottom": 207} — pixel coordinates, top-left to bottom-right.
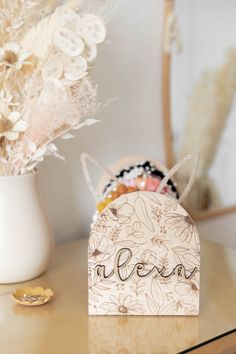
{"left": 196, "top": 214, "right": 236, "bottom": 248}
{"left": 38, "top": 0, "right": 165, "bottom": 243}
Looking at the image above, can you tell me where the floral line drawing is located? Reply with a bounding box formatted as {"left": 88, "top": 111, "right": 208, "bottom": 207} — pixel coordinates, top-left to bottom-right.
{"left": 172, "top": 246, "right": 200, "bottom": 269}
{"left": 150, "top": 277, "right": 164, "bottom": 308}
{"left": 109, "top": 225, "right": 122, "bottom": 242}
{"left": 88, "top": 272, "right": 116, "bottom": 303}
{"left": 151, "top": 205, "right": 163, "bottom": 223}
{"left": 165, "top": 212, "right": 198, "bottom": 244}
{"left": 100, "top": 293, "right": 144, "bottom": 315}
{"left": 114, "top": 239, "right": 143, "bottom": 249}
{"left": 174, "top": 277, "right": 199, "bottom": 298}
{"left": 130, "top": 277, "right": 145, "bottom": 296}
{"left": 151, "top": 233, "right": 171, "bottom": 250}
{"left": 158, "top": 253, "right": 169, "bottom": 269}
{"left": 134, "top": 196, "right": 154, "bottom": 232}
{"left": 164, "top": 199, "right": 178, "bottom": 212}
{"left": 145, "top": 293, "right": 159, "bottom": 314}
{"left": 106, "top": 200, "right": 134, "bottom": 225}
{"left": 143, "top": 192, "right": 162, "bottom": 206}
{"left": 93, "top": 213, "right": 109, "bottom": 233}
{"left": 88, "top": 192, "right": 200, "bottom": 315}
{"left": 88, "top": 232, "right": 116, "bottom": 263}
{"left": 126, "top": 221, "right": 143, "bottom": 238}
{"left": 160, "top": 299, "right": 192, "bottom": 315}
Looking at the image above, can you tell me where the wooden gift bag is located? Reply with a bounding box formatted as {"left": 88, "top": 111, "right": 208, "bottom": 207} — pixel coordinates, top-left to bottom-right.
{"left": 82, "top": 154, "right": 200, "bottom": 316}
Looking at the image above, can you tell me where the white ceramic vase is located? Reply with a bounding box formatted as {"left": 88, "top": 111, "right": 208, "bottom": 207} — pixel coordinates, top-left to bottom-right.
{"left": 0, "top": 172, "right": 54, "bottom": 284}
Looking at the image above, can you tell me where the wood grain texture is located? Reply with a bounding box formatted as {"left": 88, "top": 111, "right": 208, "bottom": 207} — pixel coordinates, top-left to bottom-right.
{"left": 88, "top": 191, "right": 200, "bottom": 316}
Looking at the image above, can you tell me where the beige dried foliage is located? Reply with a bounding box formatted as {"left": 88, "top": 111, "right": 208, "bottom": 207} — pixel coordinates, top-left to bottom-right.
{"left": 177, "top": 48, "right": 236, "bottom": 211}
{"left": 0, "top": 0, "right": 109, "bottom": 175}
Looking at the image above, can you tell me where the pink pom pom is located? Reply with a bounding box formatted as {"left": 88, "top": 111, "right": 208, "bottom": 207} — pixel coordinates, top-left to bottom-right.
{"left": 146, "top": 176, "right": 160, "bottom": 192}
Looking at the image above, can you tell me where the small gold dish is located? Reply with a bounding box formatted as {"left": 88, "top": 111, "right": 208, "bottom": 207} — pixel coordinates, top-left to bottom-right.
{"left": 12, "top": 287, "right": 54, "bottom": 306}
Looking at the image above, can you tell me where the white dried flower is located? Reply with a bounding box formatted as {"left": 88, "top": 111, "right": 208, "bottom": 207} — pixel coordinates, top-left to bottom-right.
{"left": 0, "top": 2, "right": 110, "bottom": 176}
{"left": 42, "top": 54, "right": 88, "bottom": 82}
{"left": 54, "top": 27, "right": 85, "bottom": 57}
{"left": 79, "top": 14, "right": 106, "bottom": 44}
{"left": 0, "top": 43, "right": 33, "bottom": 71}
{"left": 83, "top": 41, "right": 97, "bottom": 62}
{"left": 40, "top": 10, "right": 106, "bottom": 84}
{"left": 0, "top": 103, "right": 27, "bottom": 141}
{"left": 0, "top": 89, "right": 15, "bottom": 107}
{"left": 62, "top": 55, "right": 88, "bottom": 81}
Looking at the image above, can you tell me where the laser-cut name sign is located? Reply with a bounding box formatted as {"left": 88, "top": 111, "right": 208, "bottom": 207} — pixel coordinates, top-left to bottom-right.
{"left": 95, "top": 248, "right": 197, "bottom": 282}
{"left": 88, "top": 192, "right": 200, "bottom": 316}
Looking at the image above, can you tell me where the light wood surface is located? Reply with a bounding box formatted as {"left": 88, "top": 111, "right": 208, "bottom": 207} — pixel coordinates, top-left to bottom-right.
{"left": 0, "top": 238, "right": 236, "bottom": 354}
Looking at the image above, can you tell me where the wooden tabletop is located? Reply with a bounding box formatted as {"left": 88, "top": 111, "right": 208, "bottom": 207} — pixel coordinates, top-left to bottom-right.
{"left": 0, "top": 238, "right": 236, "bottom": 354}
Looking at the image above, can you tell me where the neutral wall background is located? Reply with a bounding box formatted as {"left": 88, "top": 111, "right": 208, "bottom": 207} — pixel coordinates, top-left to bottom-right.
{"left": 38, "top": 0, "right": 165, "bottom": 243}
{"left": 38, "top": 0, "right": 236, "bottom": 248}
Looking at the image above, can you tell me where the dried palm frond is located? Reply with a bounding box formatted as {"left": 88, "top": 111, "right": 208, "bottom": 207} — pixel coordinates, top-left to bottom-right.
{"left": 21, "top": 6, "right": 64, "bottom": 59}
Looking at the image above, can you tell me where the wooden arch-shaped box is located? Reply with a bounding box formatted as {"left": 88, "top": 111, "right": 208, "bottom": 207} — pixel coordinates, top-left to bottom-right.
{"left": 88, "top": 191, "right": 200, "bottom": 316}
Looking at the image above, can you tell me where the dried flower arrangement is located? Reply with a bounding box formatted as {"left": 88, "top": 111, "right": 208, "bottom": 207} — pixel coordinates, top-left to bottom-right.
{"left": 0, "top": 0, "right": 108, "bottom": 176}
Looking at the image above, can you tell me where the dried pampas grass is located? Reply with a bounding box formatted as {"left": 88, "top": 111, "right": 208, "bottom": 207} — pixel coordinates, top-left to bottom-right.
{"left": 177, "top": 48, "right": 236, "bottom": 211}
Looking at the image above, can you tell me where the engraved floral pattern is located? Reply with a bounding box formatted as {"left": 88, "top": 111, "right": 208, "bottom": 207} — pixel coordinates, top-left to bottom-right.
{"left": 107, "top": 200, "right": 134, "bottom": 224}
{"left": 88, "top": 232, "right": 115, "bottom": 263}
{"left": 88, "top": 191, "right": 200, "bottom": 316}
{"left": 101, "top": 293, "right": 144, "bottom": 315}
{"left": 165, "top": 213, "right": 198, "bottom": 244}
{"left": 92, "top": 213, "right": 109, "bottom": 233}
{"left": 136, "top": 249, "right": 157, "bottom": 271}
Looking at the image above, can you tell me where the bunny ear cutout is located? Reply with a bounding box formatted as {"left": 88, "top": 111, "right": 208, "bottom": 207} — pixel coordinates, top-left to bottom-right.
{"left": 81, "top": 153, "right": 119, "bottom": 201}
{"left": 82, "top": 153, "right": 199, "bottom": 205}
{"left": 157, "top": 153, "right": 199, "bottom": 204}
{"left": 88, "top": 191, "right": 200, "bottom": 316}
